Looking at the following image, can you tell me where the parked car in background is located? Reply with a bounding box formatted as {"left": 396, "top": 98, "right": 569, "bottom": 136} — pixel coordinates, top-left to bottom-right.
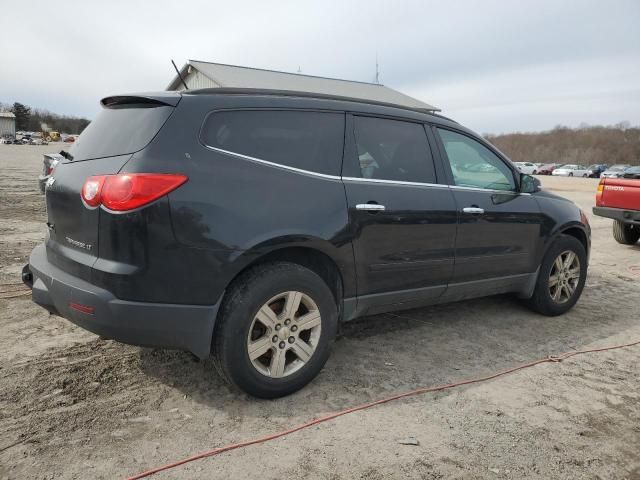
{"left": 552, "top": 164, "right": 590, "bottom": 177}
{"left": 538, "top": 163, "right": 558, "bottom": 175}
{"left": 601, "top": 164, "right": 632, "bottom": 179}
{"left": 621, "top": 166, "right": 640, "bottom": 180}
{"left": 594, "top": 176, "right": 640, "bottom": 245}
{"left": 38, "top": 153, "right": 62, "bottom": 193}
{"left": 586, "top": 164, "right": 608, "bottom": 178}
{"left": 23, "top": 89, "right": 591, "bottom": 398}
{"left": 514, "top": 162, "right": 538, "bottom": 174}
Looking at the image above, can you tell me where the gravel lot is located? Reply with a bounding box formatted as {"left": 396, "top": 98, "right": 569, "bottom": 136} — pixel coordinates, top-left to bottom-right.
{"left": 1, "top": 145, "right": 639, "bottom": 479}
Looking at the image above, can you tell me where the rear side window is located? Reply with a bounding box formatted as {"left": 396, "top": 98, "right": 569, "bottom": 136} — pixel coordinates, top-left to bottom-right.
{"left": 201, "top": 110, "right": 345, "bottom": 176}
{"left": 69, "top": 104, "right": 174, "bottom": 161}
{"left": 351, "top": 116, "right": 436, "bottom": 183}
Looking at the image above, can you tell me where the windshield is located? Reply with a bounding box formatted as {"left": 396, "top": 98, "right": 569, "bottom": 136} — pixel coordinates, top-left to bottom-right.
{"left": 68, "top": 104, "right": 174, "bottom": 161}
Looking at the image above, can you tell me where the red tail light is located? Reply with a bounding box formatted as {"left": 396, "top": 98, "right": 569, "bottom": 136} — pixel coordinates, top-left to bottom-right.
{"left": 595, "top": 179, "right": 604, "bottom": 206}
{"left": 81, "top": 174, "right": 188, "bottom": 212}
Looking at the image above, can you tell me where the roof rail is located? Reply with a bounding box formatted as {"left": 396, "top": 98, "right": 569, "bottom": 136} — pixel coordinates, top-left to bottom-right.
{"left": 183, "top": 88, "right": 446, "bottom": 117}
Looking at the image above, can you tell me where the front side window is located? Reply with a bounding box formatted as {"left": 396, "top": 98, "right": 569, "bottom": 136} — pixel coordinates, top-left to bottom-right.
{"left": 201, "top": 110, "right": 345, "bottom": 176}
{"left": 437, "top": 128, "right": 516, "bottom": 191}
{"left": 352, "top": 116, "right": 436, "bottom": 183}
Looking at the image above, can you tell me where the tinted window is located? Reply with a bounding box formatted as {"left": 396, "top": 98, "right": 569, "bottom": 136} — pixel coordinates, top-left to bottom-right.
{"left": 69, "top": 105, "right": 174, "bottom": 161}
{"left": 437, "top": 128, "right": 516, "bottom": 191}
{"left": 202, "top": 110, "right": 345, "bottom": 176}
{"left": 351, "top": 116, "right": 436, "bottom": 183}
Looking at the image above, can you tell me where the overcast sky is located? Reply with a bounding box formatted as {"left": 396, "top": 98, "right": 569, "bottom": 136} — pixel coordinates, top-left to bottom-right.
{"left": 1, "top": 0, "right": 639, "bottom": 134}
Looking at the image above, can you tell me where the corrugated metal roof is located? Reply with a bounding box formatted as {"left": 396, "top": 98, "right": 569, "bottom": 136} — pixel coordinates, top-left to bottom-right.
{"left": 0, "top": 112, "right": 16, "bottom": 118}
{"left": 167, "top": 60, "right": 438, "bottom": 112}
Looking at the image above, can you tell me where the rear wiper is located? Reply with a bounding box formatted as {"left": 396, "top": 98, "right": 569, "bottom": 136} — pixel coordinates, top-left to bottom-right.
{"left": 59, "top": 150, "right": 74, "bottom": 161}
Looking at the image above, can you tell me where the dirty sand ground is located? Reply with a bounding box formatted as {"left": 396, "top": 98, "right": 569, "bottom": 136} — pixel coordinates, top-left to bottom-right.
{"left": 1, "top": 145, "right": 639, "bottom": 479}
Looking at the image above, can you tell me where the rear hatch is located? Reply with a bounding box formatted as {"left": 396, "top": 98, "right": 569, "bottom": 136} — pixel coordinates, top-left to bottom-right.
{"left": 597, "top": 178, "right": 640, "bottom": 211}
{"left": 44, "top": 94, "right": 178, "bottom": 280}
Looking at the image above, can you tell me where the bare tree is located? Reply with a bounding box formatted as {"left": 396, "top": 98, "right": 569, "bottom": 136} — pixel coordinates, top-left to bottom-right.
{"left": 485, "top": 124, "right": 640, "bottom": 166}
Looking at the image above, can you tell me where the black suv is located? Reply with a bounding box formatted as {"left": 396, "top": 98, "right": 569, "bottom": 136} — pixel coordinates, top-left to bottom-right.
{"left": 24, "top": 89, "right": 590, "bottom": 398}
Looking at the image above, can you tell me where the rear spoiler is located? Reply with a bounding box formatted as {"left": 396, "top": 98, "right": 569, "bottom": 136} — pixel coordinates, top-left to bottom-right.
{"left": 100, "top": 92, "right": 181, "bottom": 108}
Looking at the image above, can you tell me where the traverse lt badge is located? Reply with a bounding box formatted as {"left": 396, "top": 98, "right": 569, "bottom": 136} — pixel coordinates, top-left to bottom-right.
{"left": 65, "top": 236, "right": 92, "bottom": 251}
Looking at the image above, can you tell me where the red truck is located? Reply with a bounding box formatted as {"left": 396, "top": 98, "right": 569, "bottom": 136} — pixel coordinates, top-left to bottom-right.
{"left": 593, "top": 173, "right": 640, "bottom": 245}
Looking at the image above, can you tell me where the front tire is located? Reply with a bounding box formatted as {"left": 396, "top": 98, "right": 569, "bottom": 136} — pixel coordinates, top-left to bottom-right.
{"left": 213, "top": 262, "right": 338, "bottom": 398}
{"left": 613, "top": 220, "right": 640, "bottom": 245}
{"left": 525, "top": 235, "right": 587, "bottom": 316}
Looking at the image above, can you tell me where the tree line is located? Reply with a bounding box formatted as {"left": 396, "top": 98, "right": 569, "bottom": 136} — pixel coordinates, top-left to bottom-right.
{"left": 486, "top": 123, "right": 640, "bottom": 166}
{"left": 0, "top": 102, "right": 90, "bottom": 135}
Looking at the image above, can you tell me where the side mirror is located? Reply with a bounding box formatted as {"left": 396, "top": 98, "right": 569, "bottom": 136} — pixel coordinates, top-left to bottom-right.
{"left": 520, "top": 173, "right": 541, "bottom": 193}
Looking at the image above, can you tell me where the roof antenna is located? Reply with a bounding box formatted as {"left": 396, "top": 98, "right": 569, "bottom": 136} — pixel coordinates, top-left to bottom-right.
{"left": 171, "top": 59, "right": 189, "bottom": 90}
{"left": 374, "top": 52, "right": 380, "bottom": 84}
{"left": 297, "top": 66, "right": 302, "bottom": 73}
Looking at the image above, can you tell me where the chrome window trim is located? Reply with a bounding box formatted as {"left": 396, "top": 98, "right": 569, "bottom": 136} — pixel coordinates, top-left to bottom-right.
{"left": 450, "top": 185, "right": 531, "bottom": 196}
{"left": 342, "top": 176, "right": 449, "bottom": 189}
{"left": 202, "top": 145, "right": 342, "bottom": 181}
{"left": 203, "top": 146, "right": 531, "bottom": 195}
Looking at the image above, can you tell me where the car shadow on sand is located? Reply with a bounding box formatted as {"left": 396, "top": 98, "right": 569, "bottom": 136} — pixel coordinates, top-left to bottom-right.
{"left": 137, "top": 273, "right": 638, "bottom": 417}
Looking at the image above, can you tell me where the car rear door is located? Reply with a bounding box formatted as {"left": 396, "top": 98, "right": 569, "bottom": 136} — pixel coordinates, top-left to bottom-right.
{"left": 342, "top": 115, "right": 457, "bottom": 315}
{"left": 432, "top": 127, "right": 543, "bottom": 295}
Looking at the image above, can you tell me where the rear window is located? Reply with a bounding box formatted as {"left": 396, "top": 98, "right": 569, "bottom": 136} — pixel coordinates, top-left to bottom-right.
{"left": 201, "top": 110, "right": 345, "bottom": 176}
{"left": 69, "top": 104, "right": 173, "bottom": 161}
{"left": 350, "top": 116, "right": 436, "bottom": 183}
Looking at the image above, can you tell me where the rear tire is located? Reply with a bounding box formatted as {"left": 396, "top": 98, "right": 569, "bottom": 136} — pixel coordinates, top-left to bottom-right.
{"left": 613, "top": 220, "right": 640, "bottom": 245}
{"left": 525, "top": 235, "right": 587, "bottom": 316}
{"left": 213, "top": 262, "right": 338, "bottom": 398}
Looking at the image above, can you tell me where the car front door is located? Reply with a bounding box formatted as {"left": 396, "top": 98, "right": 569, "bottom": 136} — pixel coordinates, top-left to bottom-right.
{"left": 433, "top": 127, "right": 543, "bottom": 295}
{"left": 342, "top": 115, "right": 457, "bottom": 316}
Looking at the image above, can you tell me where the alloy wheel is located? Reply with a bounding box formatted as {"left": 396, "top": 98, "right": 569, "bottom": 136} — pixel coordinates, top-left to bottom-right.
{"left": 548, "top": 250, "right": 581, "bottom": 304}
{"left": 247, "top": 291, "right": 322, "bottom": 378}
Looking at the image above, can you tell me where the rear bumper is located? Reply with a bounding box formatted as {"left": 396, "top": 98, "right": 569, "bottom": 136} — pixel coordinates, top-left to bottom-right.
{"left": 25, "top": 243, "right": 220, "bottom": 358}
{"left": 592, "top": 206, "right": 640, "bottom": 225}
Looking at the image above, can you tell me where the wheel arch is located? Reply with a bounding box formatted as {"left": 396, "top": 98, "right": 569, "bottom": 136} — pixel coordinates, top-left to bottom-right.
{"left": 560, "top": 225, "right": 589, "bottom": 254}
{"left": 541, "top": 222, "right": 590, "bottom": 265}
{"left": 220, "top": 240, "right": 352, "bottom": 318}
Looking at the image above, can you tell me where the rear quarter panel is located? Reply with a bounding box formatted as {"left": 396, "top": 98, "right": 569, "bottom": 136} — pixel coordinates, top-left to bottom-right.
{"left": 597, "top": 178, "right": 640, "bottom": 210}
{"left": 122, "top": 95, "right": 356, "bottom": 299}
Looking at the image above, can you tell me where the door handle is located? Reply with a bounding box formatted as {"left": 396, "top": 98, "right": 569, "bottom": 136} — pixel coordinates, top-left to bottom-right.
{"left": 462, "top": 207, "right": 485, "bottom": 214}
{"left": 356, "top": 203, "right": 386, "bottom": 212}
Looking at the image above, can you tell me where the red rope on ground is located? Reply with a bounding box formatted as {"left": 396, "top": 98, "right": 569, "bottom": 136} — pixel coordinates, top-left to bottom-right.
{"left": 126, "top": 339, "right": 640, "bottom": 479}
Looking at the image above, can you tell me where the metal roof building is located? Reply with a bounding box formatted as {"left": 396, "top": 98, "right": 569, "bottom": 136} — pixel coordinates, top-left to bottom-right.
{"left": 167, "top": 60, "right": 438, "bottom": 112}
{"left": 0, "top": 112, "right": 16, "bottom": 138}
